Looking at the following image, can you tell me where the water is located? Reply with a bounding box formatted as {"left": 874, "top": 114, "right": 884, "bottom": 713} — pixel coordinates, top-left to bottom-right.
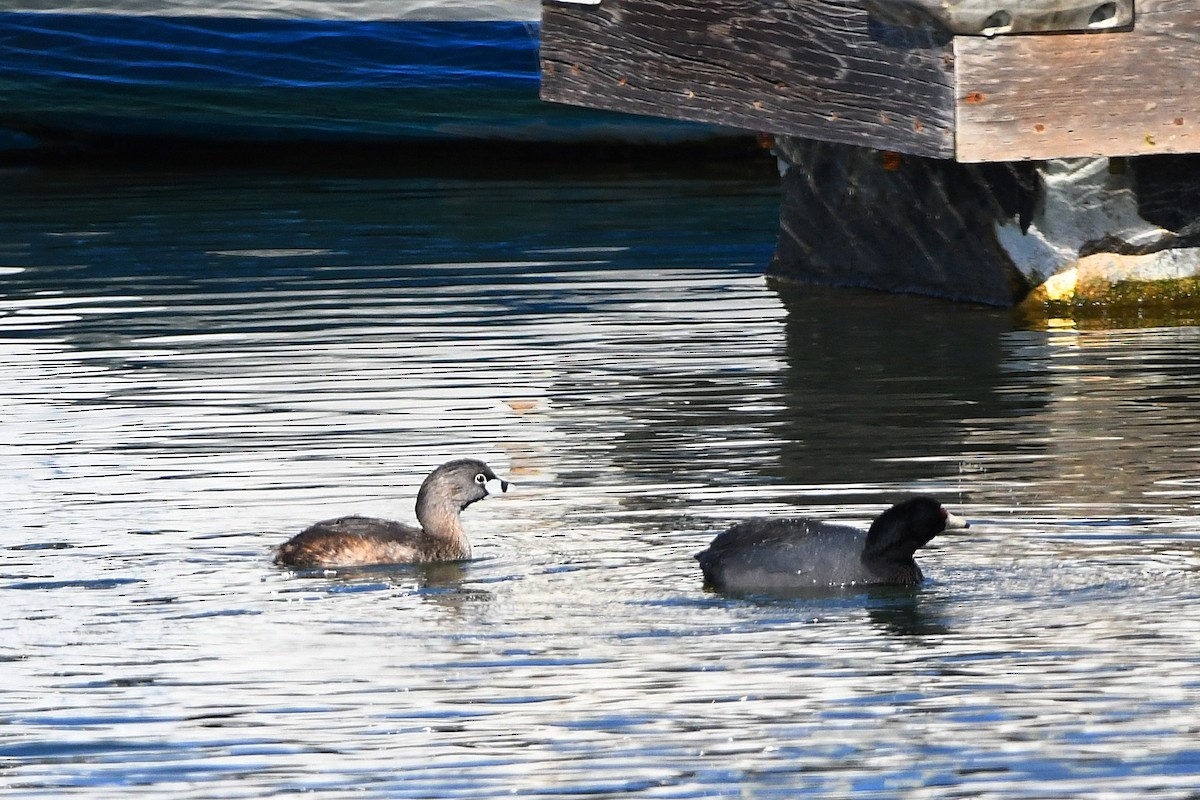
{"left": 3, "top": 159, "right": 1200, "bottom": 799}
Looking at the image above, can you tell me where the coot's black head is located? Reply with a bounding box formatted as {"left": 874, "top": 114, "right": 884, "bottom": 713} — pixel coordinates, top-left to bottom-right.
{"left": 417, "top": 458, "right": 510, "bottom": 513}
{"left": 862, "top": 496, "right": 969, "bottom": 563}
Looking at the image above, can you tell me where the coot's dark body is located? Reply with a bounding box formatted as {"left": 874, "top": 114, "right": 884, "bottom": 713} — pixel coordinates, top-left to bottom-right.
{"left": 696, "top": 496, "right": 968, "bottom": 593}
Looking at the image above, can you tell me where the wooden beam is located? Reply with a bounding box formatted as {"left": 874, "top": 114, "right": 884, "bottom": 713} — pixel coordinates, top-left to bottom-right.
{"left": 955, "top": 0, "right": 1200, "bottom": 162}
{"left": 541, "top": 0, "right": 957, "bottom": 158}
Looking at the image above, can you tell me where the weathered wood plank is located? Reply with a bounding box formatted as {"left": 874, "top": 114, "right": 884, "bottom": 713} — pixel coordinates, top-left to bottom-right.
{"left": 955, "top": 0, "right": 1200, "bottom": 162}
{"left": 541, "top": 0, "right": 957, "bottom": 158}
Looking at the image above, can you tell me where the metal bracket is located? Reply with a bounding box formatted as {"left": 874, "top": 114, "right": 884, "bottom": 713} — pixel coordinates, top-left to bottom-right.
{"left": 862, "top": 0, "right": 1134, "bottom": 35}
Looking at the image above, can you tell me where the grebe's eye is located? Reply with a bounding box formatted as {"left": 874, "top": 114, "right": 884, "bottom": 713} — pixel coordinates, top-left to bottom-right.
{"left": 474, "top": 473, "right": 487, "bottom": 485}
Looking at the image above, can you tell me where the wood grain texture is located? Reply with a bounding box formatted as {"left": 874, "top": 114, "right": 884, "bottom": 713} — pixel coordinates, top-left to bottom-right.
{"left": 541, "top": 0, "right": 957, "bottom": 158}
{"left": 956, "top": 0, "right": 1200, "bottom": 161}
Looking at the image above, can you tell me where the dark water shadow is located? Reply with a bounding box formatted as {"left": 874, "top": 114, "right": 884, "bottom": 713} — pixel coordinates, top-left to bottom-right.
{"left": 770, "top": 282, "right": 1024, "bottom": 490}
{"left": 863, "top": 586, "right": 952, "bottom": 638}
{"left": 278, "top": 559, "right": 493, "bottom": 610}
{"left": 703, "top": 580, "right": 952, "bottom": 637}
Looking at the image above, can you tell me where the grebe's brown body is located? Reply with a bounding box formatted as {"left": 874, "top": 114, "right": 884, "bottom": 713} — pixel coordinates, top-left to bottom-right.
{"left": 275, "top": 458, "right": 509, "bottom": 568}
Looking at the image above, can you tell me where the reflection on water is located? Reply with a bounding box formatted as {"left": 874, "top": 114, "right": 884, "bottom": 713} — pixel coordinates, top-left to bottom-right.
{"left": 3, "top": 162, "right": 1200, "bottom": 798}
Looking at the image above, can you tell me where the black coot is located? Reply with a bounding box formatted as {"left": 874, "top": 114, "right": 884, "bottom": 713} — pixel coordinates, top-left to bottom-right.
{"left": 696, "top": 496, "right": 969, "bottom": 593}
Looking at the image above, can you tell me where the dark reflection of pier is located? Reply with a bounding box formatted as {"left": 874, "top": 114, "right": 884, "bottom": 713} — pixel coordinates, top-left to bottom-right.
{"left": 602, "top": 280, "right": 1028, "bottom": 504}
{"left": 770, "top": 283, "right": 1019, "bottom": 491}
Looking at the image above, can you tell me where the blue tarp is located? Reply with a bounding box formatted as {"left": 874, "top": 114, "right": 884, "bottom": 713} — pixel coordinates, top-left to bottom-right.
{"left": 0, "top": 11, "right": 725, "bottom": 144}
{"left": 0, "top": 13, "right": 540, "bottom": 89}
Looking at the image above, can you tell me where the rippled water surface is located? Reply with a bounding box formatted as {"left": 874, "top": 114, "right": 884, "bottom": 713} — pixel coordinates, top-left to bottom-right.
{"left": 3, "top": 160, "right": 1200, "bottom": 798}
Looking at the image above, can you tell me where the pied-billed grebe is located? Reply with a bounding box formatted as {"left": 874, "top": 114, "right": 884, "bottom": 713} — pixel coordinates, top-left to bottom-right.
{"left": 275, "top": 458, "right": 509, "bottom": 568}
{"left": 695, "top": 496, "right": 969, "bottom": 593}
